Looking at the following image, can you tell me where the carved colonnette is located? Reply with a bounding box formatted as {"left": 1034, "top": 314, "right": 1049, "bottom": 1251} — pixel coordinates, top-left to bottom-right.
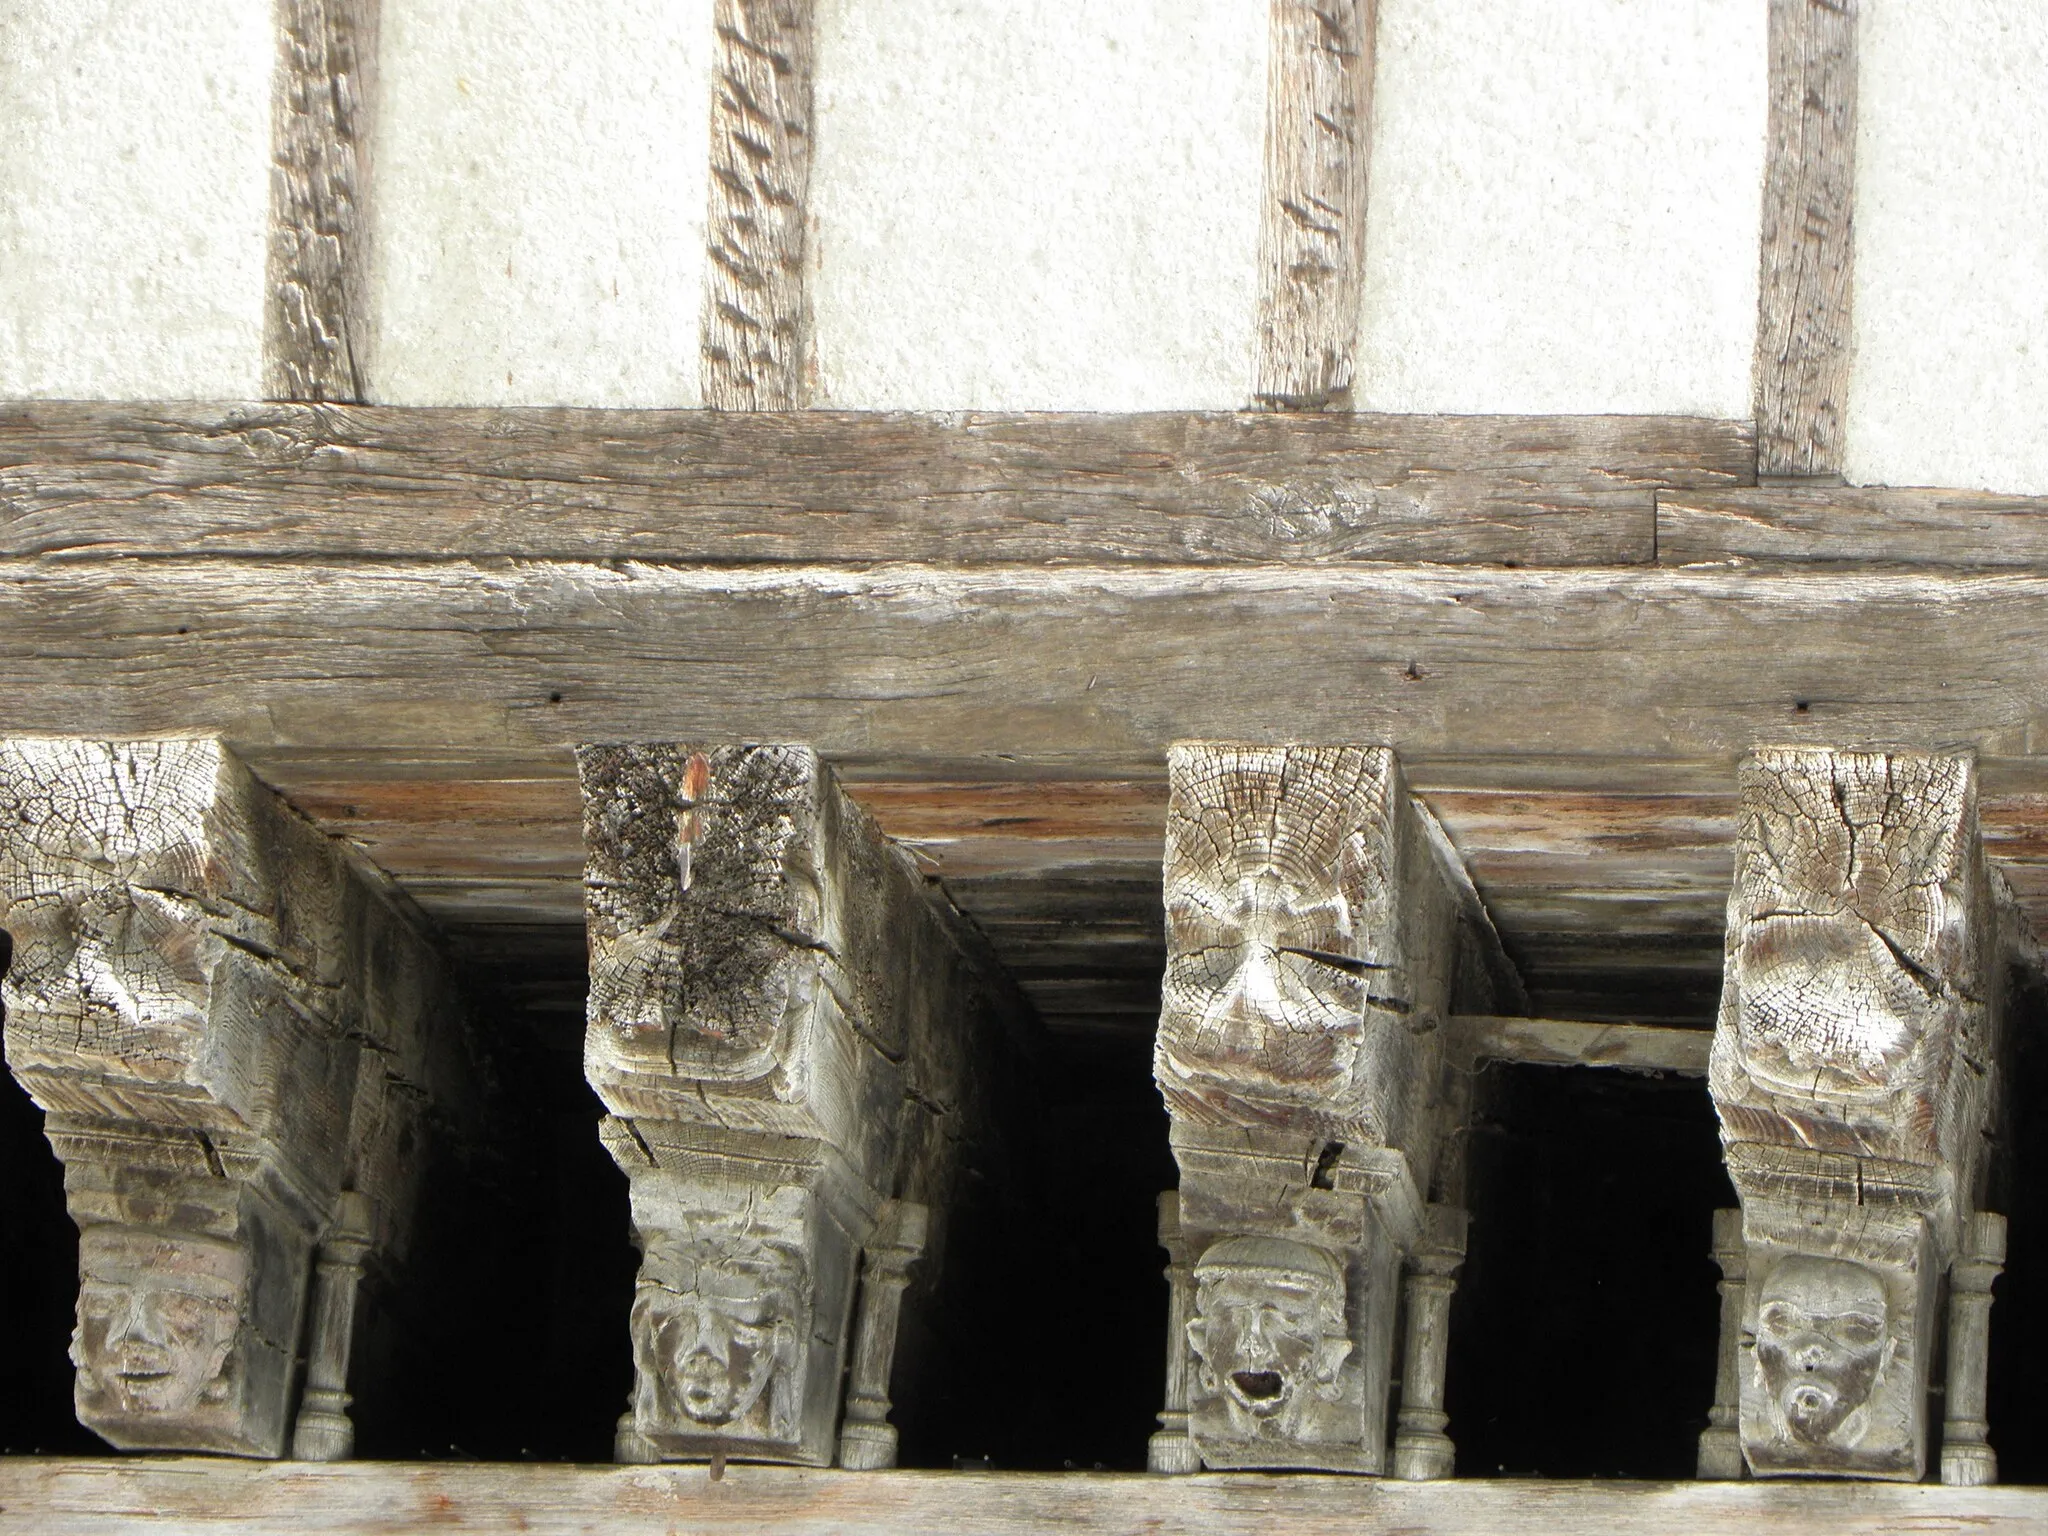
{"left": 1152, "top": 743, "right": 1521, "bottom": 1476}
{"left": 0, "top": 738, "right": 478, "bottom": 1458}
{"left": 1707, "top": 748, "right": 2017, "bottom": 1483}
{"left": 577, "top": 744, "right": 1032, "bottom": 1469}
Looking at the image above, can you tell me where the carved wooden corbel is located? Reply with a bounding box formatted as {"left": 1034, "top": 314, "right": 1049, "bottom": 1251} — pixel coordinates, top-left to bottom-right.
{"left": 1153, "top": 743, "right": 1520, "bottom": 1475}
{"left": 578, "top": 744, "right": 1029, "bottom": 1469}
{"left": 1707, "top": 747, "right": 2015, "bottom": 1483}
{"left": 0, "top": 738, "right": 476, "bottom": 1458}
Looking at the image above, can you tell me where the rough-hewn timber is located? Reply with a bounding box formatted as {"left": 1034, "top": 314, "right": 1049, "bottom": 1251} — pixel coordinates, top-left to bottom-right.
{"left": 265, "top": 0, "right": 379, "bottom": 403}
{"left": 0, "top": 405, "right": 1752, "bottom": 565}
{"left": 1449, "top": 1015, "right": 1710, "bottom": 1076}
{"left": 700, "top": 1, "right": 816, "bottom": 410}
{"left": 1660, "top": 487, "right": 2048, "bottom": 568}
{"left": 0, "top": 1460, "right": 2041, "bottom": 1535}
{"left": 1754, "top": 0, "right": 1858, "bottom": 477}
{"left": 1252, "top": 0, "right": 1376, "bottom": 410}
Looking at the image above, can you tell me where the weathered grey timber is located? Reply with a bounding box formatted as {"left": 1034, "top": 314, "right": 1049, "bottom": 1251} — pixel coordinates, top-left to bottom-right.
{"left": 1147, "top": 1192, "right": 1200, "bottom": 1475}
{"left": 1707, "top": 748, "right": 2013, "bottom": 1482}
{"left": 700, "top": 1, "right": 816, "bottom": 410}
{"left": 578, "top": 744, "right": 1031, "bottom": 1468}
{"left": 4, "top": 1460, "right": 2045, "bottom": 1536}
{"left": 1660, "top": 487, "right": 2048, "bottom": 569}
{"left": 1697, "top": 1209, "right": 1747, "bottom": 1480}
{"left": 265, "top": 0, "right": 379, "bottom": 403}
{"left": 0, "top": 404, "right": 1752, "bottom": 565}
{"left": 1448, "top": 1015, "right": 1710, "bottom": 1076}
{"left": 1754, "top": 0, "right": 1857, "bottom": 477}
{"left": 1253, "top": 0, "right": 1376, "bottom": 410}
{"left": 0, "top": 739, "right": 476, "bottom": 1458}
{"left": 1154, "top": 744, "right": 1520, "bottom": 1474}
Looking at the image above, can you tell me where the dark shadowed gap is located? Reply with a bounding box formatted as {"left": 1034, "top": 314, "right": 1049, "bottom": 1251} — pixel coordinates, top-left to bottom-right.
{"left": 1448, "top": 1061, "right": 1732, "bottom": 1478}
{"left": 1987, "top": 958, "right": 2048, "bottom": 1483}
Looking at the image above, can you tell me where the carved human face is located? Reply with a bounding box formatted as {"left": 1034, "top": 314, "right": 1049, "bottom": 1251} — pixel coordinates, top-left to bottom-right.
{"left": 1187, "top": 1238, "right": 1351, "bottom": 1438}
{"left": 71, "top": 1231, "right": 245, "bottom": 1423}
{"left": 632, "top": 1268, "right": 798, "bottom": 1435}
{"left": 1755, "top": 1255, "right": 1889, "bottom": 1444}
{"left": 1, "top": 882, "right": 211, "bottom": 1054}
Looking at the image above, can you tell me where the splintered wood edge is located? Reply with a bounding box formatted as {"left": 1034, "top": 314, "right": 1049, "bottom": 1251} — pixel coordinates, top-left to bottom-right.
{"left": 0, "top": 1460, "right": 2041, "bottom": 1534}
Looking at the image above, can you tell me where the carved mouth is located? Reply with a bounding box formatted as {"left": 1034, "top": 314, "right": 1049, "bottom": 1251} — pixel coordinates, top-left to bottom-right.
{"left": 1231, "top": 1370, "right": 1286, "bottom": 1404}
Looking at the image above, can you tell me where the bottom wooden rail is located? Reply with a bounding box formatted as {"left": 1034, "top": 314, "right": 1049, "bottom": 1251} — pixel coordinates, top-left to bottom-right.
{"left": 0, "top": 1460, "right": 2042, "bottom": 1535}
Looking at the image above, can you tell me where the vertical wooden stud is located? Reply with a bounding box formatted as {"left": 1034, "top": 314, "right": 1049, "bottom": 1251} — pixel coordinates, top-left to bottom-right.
{"left": 266, "top": 0, "right": 381, "bottom": 402}
{"left": 700, "top": 0, "right": 818, "bottom": 410}
{"left": 1252, "top": 0, "right": 1377, "bottom": 410}
{"left": 1754, "top": 0, "right": 1858, "bottom": 476}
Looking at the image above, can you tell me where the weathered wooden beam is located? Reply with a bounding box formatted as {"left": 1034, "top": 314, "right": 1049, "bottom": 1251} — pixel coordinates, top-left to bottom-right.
{"left": 1253, "top": 0, "right": 1376, "bottom": 410}
{"left": 3, "top": 1459, "right": 2043, "bottom": 1535}
{"left": 2, "top": 562, "right": 2047, "bottom": 767}
{"left": 1661, "top": 487, "right": 2048, "bottom": 568}
{"left": 0, "top": 404, "right": 1753, "bottom": 565}
{"left": 577, "top": 745, "right": 1034, "bottom": 1468}
{"left": 0, "top": 739, "right": 478, "bottom": 1459}
{"left": 1449, "top": 1015, "right": 1710, "bottom": 1076}
{"left": 266, "top": 0, "right": 380, "bottom": 403}
{"left": 1754, "top": 0, "right": 1858, "bottom": 477}
{"left": 700, "top": 1, "right": 817, "bottom": 410}
{"left": 1154, "top": 744, "right": 1520, "bottom": 1476}
{"left": 1707, "top": 748, "right": 2014, "bottom": 1483}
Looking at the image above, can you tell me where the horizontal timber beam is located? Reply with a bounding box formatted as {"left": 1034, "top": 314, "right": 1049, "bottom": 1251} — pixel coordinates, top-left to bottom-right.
{"left": 0, "top": 562, "right": 2045, "bottom": 763}
{"left": 1661, "top": 487, "right": 2048, "bottom": 568}
{"left": 0, "top": 1460, "right": 2039, "bottom": 1535}
{"left": 0, "top": 404, "right": 1751, "bottom": 566}
{"left": 1450, "top": 1015, "right": 1710, "bottom": 1076}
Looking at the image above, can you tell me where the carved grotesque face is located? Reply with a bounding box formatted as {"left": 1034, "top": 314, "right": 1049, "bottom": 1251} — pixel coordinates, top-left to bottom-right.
{"left": 72, "top": 1229, "right": 245, "bottom": 1424}
{"left": 1187, "top": 1237, "right": 1351, "bottom": 1438}
{"left": 631, "top": 1246, "right": 804, "bottom": 1441}
{"left": 1, "top": 883, "right": 211, "bottom": 1052}
{"left": 1754, "top": 1255, "right": 1889, "bottom": 1444}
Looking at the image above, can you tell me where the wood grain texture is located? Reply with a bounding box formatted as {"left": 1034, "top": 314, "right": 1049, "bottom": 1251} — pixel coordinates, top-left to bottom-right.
{"left": 1253, "top": 0, "right": 1375, "bottom": 410}
{"left": 265, "top": 0, "right": 379, "bottom": 403}
{"left": 1450, "top": 1015, "right": 1710, "bottom": 1076}
{"left": 701, "top": 0, "right": 816, "bottom": 410}
{"left": 1, "top": 1460, "right": 2043, "bottom": 1535}
{"left": 1755, "top": 0, "right": 1858, "bottom": 477}
{"left": 0, "top": 404, "right": 1754, "bottom": 566}
{"left": 1661, "top": 487, "right": 2048, "bottom": 568}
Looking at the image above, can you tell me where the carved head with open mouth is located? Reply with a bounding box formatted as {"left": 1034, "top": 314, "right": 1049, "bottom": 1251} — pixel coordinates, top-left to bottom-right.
{"left": 1187, "top": 1236, "right": 1351, "bottom": 1439}
{"left": 1754, "top": 1254, "right": 1890, "bottom": 1446}
{"left": 72, "top": 1227, "right": 246, "bottom": 1426}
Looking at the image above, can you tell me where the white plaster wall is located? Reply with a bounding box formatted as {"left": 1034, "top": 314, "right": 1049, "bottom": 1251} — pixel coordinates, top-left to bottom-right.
{"left": 0, "top": 0, "right": 272, "bottom": 398}
{"left": 1844, "top": 1, "right": 2048, "bottom": 494}
{"left": 807, "top": 0, "right": 1266, "bottom": 411}
{"left": 368, "top": 0, "right": 715, "bottom": 407}
{"left": 1357, "top": 0, "right": 1767, "bottom": 417}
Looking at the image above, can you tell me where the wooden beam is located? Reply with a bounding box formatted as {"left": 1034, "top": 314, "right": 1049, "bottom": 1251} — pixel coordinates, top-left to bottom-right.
{"left": 1661, "top": 487, "right": 2048, "bottom": 568}
{"left": 266, "top": 0, "right": 379, "bottom": 403}
{"left": 1253, "top": 0, "right": 1376, "bottom": 409}
{"left": 0, "top": 405, "right": 1752, "bottom": 566}
{"left": 701, "top": 1, "right": 817, "bottom": 410}
{"left": 1450, "top": 1015, "right": 1710, "bottom": 1076}
{"left": 1754, "top": 0, "right": 1858, "bottom": 477}
{"left": 2, "top": 1460, "right": 2043, "bottom": 1535}
{"left": 4, "top": 562, "right": 2048, "bottom": 764}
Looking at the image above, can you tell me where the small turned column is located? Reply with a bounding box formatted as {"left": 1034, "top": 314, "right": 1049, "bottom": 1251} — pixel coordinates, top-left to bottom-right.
{"left": 1697, "top": 1208, "right": 1748, "bottom": 1480}
{"left": 1392, "top": 1204, "right": 1467, "bottom": 1481}
{"left": 836, "top": 1201, "right": 928, "bottom": 1470}
{"left": 1941, "top": 1211, "right": 2007, "bottom": 1487}
{"left": 1147, "top": 1191, "right": 1200, "bottom": 1474}
{"left": 291, "top": 1191, "right": 374, "bottom": 1461}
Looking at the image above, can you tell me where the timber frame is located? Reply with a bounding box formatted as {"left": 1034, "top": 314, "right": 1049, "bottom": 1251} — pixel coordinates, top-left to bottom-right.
{"left": 9, "top": 0, "right": 2048, "bottom": 1524}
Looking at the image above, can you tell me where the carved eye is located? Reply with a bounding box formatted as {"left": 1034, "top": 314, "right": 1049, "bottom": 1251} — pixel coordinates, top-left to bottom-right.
{"left": 1758, "top": 1302, "right": 1798, "bottom": 1336}
{"left": 1829, "top": 1313, "right": 1883, "bottom": 1349}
